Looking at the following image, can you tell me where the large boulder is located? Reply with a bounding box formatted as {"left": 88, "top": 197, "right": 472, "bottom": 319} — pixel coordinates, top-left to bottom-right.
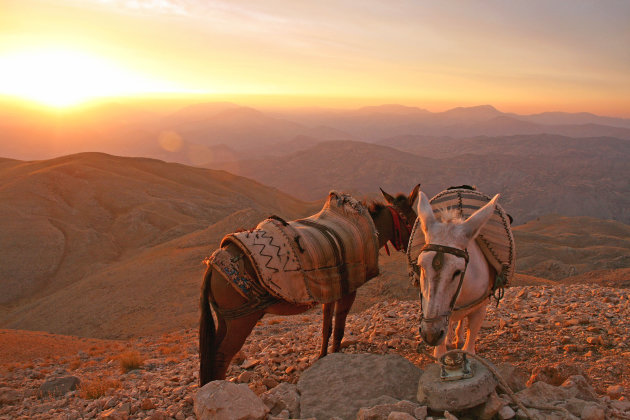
{"left": 297, "top": 353, "right": 422, "bottom": 420}
{"left": 194, "top": 380, "right": 269, "bottom": 420}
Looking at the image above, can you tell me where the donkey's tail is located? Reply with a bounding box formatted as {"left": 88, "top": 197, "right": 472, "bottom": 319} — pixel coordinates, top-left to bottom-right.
{"left": 199, "top": 266, "right": 216, "bottom": 386}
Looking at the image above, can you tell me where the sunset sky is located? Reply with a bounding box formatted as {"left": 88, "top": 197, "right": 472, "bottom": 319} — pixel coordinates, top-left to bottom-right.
{"left": 1, "top": 0, "right": 629, "bottom": 116}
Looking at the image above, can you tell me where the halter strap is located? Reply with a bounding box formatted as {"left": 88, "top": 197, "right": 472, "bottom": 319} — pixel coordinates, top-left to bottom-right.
{"left": 419, "top": 243, "right": 469, "bottom": 263}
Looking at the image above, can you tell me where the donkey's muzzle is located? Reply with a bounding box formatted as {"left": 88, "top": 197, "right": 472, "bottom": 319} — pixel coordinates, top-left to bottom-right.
{"left": 419, "top": 322, "right": 446, "bottom": 346}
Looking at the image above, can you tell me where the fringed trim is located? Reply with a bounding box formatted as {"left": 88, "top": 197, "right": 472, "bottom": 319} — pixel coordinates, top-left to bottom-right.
{"left": 327, "top": 191, "right": 369, "bottom": 216}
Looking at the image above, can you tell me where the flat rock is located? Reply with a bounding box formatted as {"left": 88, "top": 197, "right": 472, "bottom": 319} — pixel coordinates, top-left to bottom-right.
{"left": 297, "top": 353, "right": 422, "bottom": 420}
{"left": 194, "top": 380, "right": 269, "bottom": 420}
{"left": 417, "top": 359, "right": 498, "bottom": 411}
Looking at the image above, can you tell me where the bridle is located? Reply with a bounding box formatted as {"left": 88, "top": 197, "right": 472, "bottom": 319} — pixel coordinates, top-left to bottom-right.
{"left": 383, "top": 205, "right": 414, "bottom": 254}
{"left": 415, "top": 243, "right": 470, "bottom": 323}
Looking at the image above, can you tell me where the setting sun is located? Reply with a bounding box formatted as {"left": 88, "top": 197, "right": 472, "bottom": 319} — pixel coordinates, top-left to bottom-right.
{"left": 0, "top": 48, "right": 189, "bottom": 108}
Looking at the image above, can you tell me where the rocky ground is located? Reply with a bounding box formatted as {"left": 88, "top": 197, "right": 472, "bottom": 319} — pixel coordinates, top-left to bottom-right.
{"left": 0, "top": 283, "right": 628, "bottom": 419}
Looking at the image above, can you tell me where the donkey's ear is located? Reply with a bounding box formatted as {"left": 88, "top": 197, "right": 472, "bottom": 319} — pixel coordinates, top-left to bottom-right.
{"left": 417, "top": 191, "right": 436, "bottom": 233}
{"left": 408, "top": 184, "right": 420, "bottom": 207}
{"left": 380, "top": 187, "right": 396, "bottom": 204}
{"left": 462, "top": 194, "right": 499, "bottom": 240}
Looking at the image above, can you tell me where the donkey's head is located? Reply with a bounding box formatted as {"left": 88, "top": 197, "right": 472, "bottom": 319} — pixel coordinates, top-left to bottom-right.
{"left": 415, "top": 191, "right": 499, "bottom": 346}
{"left": 379, "top": 184, "right": 420, "bottom": 250}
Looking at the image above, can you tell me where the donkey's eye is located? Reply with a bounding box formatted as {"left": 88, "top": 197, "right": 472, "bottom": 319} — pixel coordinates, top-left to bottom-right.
{"left": 452, "top": 270, "right": 462, "bottom": 279}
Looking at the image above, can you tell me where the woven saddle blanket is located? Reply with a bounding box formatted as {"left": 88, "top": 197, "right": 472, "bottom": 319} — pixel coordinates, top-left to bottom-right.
{"left": 220, "top": 192, "right": 380, "bottom": 305}
{"left": 407, "top": 188, "right": 515, "bottom": 287}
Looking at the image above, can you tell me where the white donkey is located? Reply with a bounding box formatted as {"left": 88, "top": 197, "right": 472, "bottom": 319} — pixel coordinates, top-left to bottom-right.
{"left": 415, "top": 191, "right": 499, "bottom": 358}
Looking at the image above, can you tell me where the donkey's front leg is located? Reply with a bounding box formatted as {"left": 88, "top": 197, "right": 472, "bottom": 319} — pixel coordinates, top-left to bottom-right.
{"left": 462, "top": 304, "right": 488, "bottom": 354}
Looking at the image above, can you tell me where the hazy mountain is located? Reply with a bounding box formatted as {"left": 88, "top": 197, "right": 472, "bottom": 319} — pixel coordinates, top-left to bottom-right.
{"left": 514, "top": 111, "right": 630, "bottom": 129}
{"left": 0, "top": 101, "right": 352, "bottom": 163}
{"left": 0, "top": 153, "right": 315, "bottom": 337}
{"left": 3, "top": 102, "right": 630, "bottom": 164}
{"left": 275, "top": 105, "right": 630, "bottom": 141}
{"left": 210, "top": 138, "right": 630, "bottom": 224}
{"left": 377, "top": 133, "right": 629, "bottom": 159}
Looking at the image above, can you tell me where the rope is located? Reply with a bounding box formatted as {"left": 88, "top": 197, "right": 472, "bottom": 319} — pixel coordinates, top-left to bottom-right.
{"left": 417, "top": 349, "right": 586, "bottom": 420}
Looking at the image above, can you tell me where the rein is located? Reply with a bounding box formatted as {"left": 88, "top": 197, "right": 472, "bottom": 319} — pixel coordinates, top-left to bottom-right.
{"left": 383, "top": 205, "right": 413, "bottom": 255}
{"left": 418, "top": 243, "right": 470, "bottom": 323}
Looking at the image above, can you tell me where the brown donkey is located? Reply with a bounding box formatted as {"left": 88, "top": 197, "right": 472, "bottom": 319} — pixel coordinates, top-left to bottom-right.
{"left": 199, "top": 185, "right": 419, "bottom": 385}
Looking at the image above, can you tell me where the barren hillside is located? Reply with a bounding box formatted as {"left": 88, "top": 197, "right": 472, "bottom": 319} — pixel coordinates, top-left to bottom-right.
{"left": 0, "top": 153, "right": 316, "bottom": 338}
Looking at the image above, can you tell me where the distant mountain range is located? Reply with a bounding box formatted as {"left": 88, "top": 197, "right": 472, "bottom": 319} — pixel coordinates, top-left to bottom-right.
{"left": 272, "top": 104, "right": 630, "bottom": 141}
{"left": 211, "top": 135, "right": 630, "bottom": 224}
{"left": 1, "top": 101, "right": 630, "bottom": 165}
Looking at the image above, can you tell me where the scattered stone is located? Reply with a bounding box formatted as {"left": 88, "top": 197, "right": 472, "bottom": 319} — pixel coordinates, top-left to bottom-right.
{"left": 580, "top": 403, "right": 606, "bottom": 420}
{"left": 0, "top": 387, "right": 21, "bottom": 406}
{"left": 298, "top": 353, "right": 422, "bottom": 420}
{"left": 262, "top": 377, "right": 279, "bottom": 389}
{"left": 194, "top": 380, "right": 269, "bottom": 420}
{"left": 497, "top": 405, "right": 515, "bottom": 419}
{"left": 140, "top": 398, "right": 156, "bottom": 410}
{"left": 0, "top": 284, "right": 628, "bottom": 419}
{"left": 561, "top": 375, "right": 598, "bottom": 402}
{"left": 356, "top": 400, "right": 423, "bottom": 420}
{"left": 496, "top": 362, "right": 527, "bottom": 392}
{"left": 477, "top": 391, "right": 506, "bottom": 420}
{"left": 414, "top": 406, "right": 428, "bottom": 420}
{"left": 387, "top": 412, "right": 415, "bottom": 420}
{"left": 443, "top": 411, "right": 458, "bottom": 420}
{"left": 606, "top": 384, "right": 625, "bottom": 399}
{"left": 260, "top": 382, "right": 299, "bottom": 417}
{"left": 39, "top": 376, "right": 80, "bottom": 398}
{"left": 526, "top": 363, "right": 583, "bottom": 387}
{"left": 514, "top": 381, "right": 569, "bottom": 406}
{"left": 241, "top": 359, "right": 262, "bottom": 370}
{"left": 237, "top": 371, "right": 255, "bottom": 383}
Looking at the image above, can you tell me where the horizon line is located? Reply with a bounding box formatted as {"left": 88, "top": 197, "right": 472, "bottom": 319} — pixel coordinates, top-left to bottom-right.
{"left": 0, "top": 93, "right": 629, "bottom": 120}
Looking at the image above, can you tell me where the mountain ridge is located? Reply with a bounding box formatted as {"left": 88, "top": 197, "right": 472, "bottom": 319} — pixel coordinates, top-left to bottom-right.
{"left": 2, "top": 102, "right": 630, "bottom": 164}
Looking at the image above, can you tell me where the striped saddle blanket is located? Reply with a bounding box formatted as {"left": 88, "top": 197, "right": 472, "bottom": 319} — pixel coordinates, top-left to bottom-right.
{"left": 219, "top": 192, "right": 380, "bottom": 305}
{"left": 407, "top": 188, "right": 515, "bottom": 288}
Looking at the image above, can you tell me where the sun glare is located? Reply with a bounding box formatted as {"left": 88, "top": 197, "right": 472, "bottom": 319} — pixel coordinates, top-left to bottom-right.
{"left": 0, "top": 48, "right": 185, "bottom": 108}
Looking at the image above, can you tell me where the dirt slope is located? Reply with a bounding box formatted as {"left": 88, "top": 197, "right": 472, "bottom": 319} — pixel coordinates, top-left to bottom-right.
{"left": 0, "top": 153, "right": 315, "bottom": 338}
